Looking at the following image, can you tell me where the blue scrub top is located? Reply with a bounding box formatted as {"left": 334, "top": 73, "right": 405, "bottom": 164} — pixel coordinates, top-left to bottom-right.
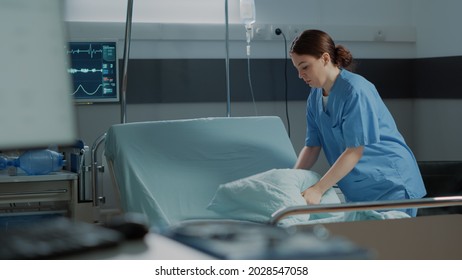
{"left": 305, "top": 69, "right": 426, "bottom": 205}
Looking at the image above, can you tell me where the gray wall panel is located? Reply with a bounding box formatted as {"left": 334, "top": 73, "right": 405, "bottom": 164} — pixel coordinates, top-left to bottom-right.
{"left": 120, "top": 57, "right": 460, "bottom": 103}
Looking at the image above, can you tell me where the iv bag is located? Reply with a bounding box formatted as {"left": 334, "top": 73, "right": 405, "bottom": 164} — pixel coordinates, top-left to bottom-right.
{"left": 240, "top": 0, "right": 256, "bottom": 26}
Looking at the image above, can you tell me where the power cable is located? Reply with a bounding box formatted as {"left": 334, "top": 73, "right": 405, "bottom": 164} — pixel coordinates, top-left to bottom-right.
{"left": 247, "top": 49, "right": 258, "bottom": 116}
{"left": 275, "top": 28, "right": 291, "bottom": 138}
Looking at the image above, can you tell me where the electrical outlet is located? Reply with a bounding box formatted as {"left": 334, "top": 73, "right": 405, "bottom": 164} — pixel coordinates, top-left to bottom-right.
{"left": 270, "top": 25, "right": 284, "bottom": 40}
{"left": 265, "top": 24, "right": 309, "bottom": 41}
{"left": 253, "top": 24, "right": 268, "bottom": 40}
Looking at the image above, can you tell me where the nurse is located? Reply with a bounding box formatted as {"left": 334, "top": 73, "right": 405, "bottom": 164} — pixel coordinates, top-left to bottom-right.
{"left": 290, "top": 29, "right": 426, "bottom": 216}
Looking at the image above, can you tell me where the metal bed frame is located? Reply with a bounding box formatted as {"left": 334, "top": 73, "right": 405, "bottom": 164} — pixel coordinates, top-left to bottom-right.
{"left": 270, "top": 196, "right": 462, "bottom": 225}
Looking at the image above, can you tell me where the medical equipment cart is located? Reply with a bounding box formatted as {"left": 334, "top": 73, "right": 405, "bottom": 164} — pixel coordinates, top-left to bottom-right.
{"left": 0, "top": 171, "right": 95, "bottom": 228}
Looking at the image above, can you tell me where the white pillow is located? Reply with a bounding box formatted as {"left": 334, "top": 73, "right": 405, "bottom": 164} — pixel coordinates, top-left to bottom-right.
{"left": 207, "top": 168, "right": 340, "bottom": 226}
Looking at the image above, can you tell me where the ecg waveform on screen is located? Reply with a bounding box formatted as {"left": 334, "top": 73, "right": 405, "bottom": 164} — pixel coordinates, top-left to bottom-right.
{"left": 72, "top": 84, "right": 103, "bottom": 96}
{"left": 67, "top": 42, "right": 118, "bottom": 101}
{"left": 67, "top": 44, "right": 103, "bottom": 58}
{"left": 68, "top": 68, "right": 103, "bottom": 74}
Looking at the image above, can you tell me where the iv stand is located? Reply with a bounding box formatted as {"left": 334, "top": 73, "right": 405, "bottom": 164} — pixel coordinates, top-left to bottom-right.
{"left": 225, "top": 0, "right": 231, "bottom": 117}
{"left": 121, "top": 0, "right": 134, "bottom": 124}
{"left": 91, "top": 0, "right": 133, "bottom": 209}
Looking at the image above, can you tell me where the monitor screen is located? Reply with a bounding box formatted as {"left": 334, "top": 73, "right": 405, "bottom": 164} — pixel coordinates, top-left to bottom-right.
{"left": 67, "top": 41, "right": 119, "bottom": 103}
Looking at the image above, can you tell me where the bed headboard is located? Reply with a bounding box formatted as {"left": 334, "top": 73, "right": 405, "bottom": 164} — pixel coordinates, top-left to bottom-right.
{"left": 104, "top": 116, "right": 297, "bottom": 229}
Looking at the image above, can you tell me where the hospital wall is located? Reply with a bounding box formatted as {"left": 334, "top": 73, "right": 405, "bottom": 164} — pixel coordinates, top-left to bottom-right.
{"left": 66, "top": 0, "right": 462, "bottom": 180}
{"left": 412, "top": 0, "right": 462, "bottom": 162}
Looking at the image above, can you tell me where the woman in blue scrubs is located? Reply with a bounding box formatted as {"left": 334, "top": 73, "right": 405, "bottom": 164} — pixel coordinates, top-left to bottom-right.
{"left": 290, "top": 29, "right": 426, "bottom": 216}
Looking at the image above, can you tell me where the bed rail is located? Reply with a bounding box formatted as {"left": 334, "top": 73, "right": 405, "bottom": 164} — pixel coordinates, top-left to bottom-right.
{"left": 91, "top": 133, "right": 107, "bottom": 207}
{"left": 269, "top": 196, "right": 462, "bottom": 225}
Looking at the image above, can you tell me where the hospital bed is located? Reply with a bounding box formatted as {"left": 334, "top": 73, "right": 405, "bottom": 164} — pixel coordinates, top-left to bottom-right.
{"left": 103, "top": 116, "right": 462, "bottom": 259}
{"left": 104, "top": 116, "right": 309, "bottom": 229}
{"left": 104, "top": 116, "right": 351, "bottom": 228}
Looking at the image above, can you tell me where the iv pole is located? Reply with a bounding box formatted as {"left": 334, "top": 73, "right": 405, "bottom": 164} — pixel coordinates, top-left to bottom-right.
{"left": 121, "top": 0, "right": 134, "bottom": 124}
{"left": 225, "top": 0, "right": 231, "bottom": 117}
{"left": 92, "top": 0, "right": 133, "bottom": 209}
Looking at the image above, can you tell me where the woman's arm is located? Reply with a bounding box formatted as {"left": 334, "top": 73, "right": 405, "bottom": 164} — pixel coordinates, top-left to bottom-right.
{"left": 302, "top": 146, "right": 364, "bottom": 204}
{"left": 294, "top": 146, "right": 321, "bottom": 170}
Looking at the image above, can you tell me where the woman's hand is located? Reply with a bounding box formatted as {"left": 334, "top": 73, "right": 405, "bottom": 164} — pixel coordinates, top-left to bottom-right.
{"left": 301, "top": 184, "right": 324, "bottom": 205}
{"left": 301, "top": 146, "right": 364, "bottom": 205}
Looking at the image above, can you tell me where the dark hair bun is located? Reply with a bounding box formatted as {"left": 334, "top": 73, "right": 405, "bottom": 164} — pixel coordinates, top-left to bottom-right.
{"left": 335, "top": 45, "right": 355, "bottom": 70}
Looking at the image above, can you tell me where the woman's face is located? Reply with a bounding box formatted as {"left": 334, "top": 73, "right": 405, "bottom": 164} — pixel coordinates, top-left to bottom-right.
{"left": 291, "top": 53, "right": 328, "bottom": 89}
